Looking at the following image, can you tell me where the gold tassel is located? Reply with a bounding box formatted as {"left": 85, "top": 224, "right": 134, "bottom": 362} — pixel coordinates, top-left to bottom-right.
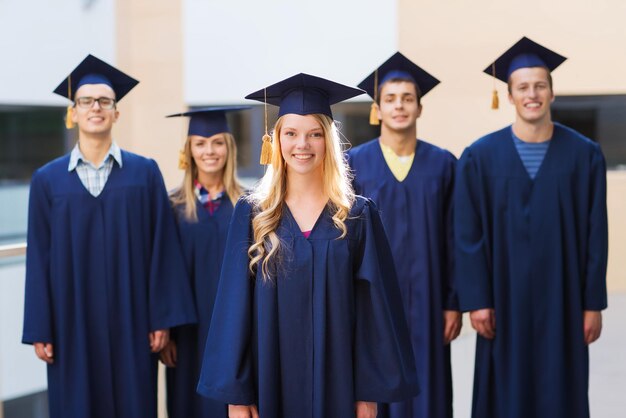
{"left": 259, "top": 88, "right": 273, "bottom": 165}
{"left": 490, "top": 62, "right": 499, "bottom": 110}
{"left": 491, "top": 89, "right": 499, "bottom": 110}
{"left": 370, "top": 69, "right": 380, "bottom": 125}
{"left": 178, "top": 149, "right": 189, "bottom": 170}
{"left": 369, "top": 102, "right": 380, "bottom": 125}
{"left": 65, "top": 106, "right": 74, "bottom": 129}
{"left": 65, "top": 75, "right": 74, "bottom": 128}
{"left": 259, "top": 134, "right": 273, "bottom": 165}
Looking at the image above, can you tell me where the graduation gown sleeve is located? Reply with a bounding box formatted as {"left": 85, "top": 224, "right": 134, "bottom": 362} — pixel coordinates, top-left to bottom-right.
{"left": 454, "top": 148, "right": 493, "bottom": 312}
{"left": 352, "top": 199, "right": 419, "bottom": 402}
{"left": 583, "top": 144, "right": 608, "bottom": 310}
{"left": 197, "top": 199, "right": 255, "bottom": 405}
{"left": 147, "top": 161, "right": 197, "bottom": 331}
{"left": 442, "top": 158, "right": 458, "bottom": 311}
{"left": 22, "top": 169, "right": 54, "bottom": 344}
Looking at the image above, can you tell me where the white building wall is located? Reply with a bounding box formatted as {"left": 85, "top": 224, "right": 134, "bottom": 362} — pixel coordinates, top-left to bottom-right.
{"left": 0, "top": 261, "right": 45, "bottom": 400}
{"left": 184, "top": 0, "right": 398, "bottom": 105}
{"left": 0, "top": 0, "right": 116, "bottom": 106}
{"left": 0, "top": 0, "right": 116, "bottom": 402}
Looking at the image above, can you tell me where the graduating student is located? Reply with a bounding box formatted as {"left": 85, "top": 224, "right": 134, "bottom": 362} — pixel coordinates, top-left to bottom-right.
{"left": 455, "top": 37, "right": 608, "bottom": 418}
{"left": 160, "top": 106, "right": 248, "bottom": 418}
{"left": 347, "top": 52, "right": 460, "bottom": 418}
{"left": 22, "top": 55, "right": 196, "bottom": 418}
{"left": 197, "top": 73, "right": 419, "bottom": 418}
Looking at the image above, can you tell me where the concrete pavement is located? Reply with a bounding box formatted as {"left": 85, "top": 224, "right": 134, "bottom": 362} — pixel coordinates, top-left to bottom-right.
{"left": 450, "top": 292, "right": 626, "bottom": 418}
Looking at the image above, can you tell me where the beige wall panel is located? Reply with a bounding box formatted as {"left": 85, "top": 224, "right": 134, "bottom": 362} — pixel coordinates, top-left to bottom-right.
{"left": 398, "top": 0, "right": 626, "bottom": 153}
{"left": 114, "top": 2, "right": 185, "bottom": 416}
{"left": 115, "top": 0, "right": 185, "bottom": 190}
{"left": 607, "top": 172, "right": 626, "bottom": 291}
{"left": 398, "top": 0, "right": 626, "bottom": 292}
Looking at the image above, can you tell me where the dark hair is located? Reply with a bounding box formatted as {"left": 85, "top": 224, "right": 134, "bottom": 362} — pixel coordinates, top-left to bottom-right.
{"left": 376, "top": 77, "right": 422, "bottom": 106}
{"left": 507, "top": 67, "right": 553, "bottom": 94}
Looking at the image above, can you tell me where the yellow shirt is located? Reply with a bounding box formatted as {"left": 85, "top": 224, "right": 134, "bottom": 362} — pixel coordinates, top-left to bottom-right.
{"left": 379, "top": 141, "right": 415, "bottom": 182}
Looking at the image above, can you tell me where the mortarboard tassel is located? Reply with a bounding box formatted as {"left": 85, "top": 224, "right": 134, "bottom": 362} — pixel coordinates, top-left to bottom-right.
{"left": 178, "top": 119, "right": 189, "bottom": 169}
{"left": 178, "top": 149, "right": 189, "bottom": 170}
{"left": 491, "top": 63, "right": 499, "bottom": 110}
{"left": 369, "top": 103, "right": 380, "bottom": 125}
{"left": 491, "top": 89, "right": 499, "bottom": 110}
{"left": 260, "top": 133, "right": 273, "bottom": 165}
{"left": 65, "top": 75, "right": 75, "bottom": 128}
{"left": 65, "top": 106, "right": 75, "bottom": 129}
{"left": 259, "top": 88, "right": 273, "bottom": 165}
{"left": 369, "top": 69, "right": 380, "bottom": 125}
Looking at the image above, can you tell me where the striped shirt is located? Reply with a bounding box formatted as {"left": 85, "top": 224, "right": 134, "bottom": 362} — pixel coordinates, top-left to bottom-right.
{"left": 68, "top": 142, "right": 123, "bottom": 196}
{"left": 512, "top": 129, "right": 550, "bottom": 180}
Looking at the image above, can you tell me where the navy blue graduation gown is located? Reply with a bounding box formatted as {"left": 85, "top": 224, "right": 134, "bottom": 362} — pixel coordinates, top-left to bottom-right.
{"left": 22, "top": 151, "right": 197, "bottom": 418}
{"left": 197, "top": 196, "right": 419, "bottom": 418}
{"left": 166, "top": 197, "right": 233, "bottom": 418}
{"left": 347, "top": 139, "right": 457, "bottom": 418}
{"left": 454, "top": 124, "right": 608, "bottom": 418}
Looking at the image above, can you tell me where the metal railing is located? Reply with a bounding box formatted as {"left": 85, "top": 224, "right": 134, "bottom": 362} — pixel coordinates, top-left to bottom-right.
{"left": 0, "top": 243, "right": 26, "bottom": 258}
{"left": 0, "top": 242, "right": 26, "bottom": 418}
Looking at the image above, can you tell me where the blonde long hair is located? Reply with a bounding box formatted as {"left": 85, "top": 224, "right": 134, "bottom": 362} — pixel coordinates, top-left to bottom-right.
{"left": 247, "top": 114, "right": 355, "bottom": 281}
{"left": 170, "top": 132, "right": 243, "bottom": 221}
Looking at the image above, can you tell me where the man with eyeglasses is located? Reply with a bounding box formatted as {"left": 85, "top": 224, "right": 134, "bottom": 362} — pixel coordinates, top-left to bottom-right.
{"left": 22, "top": 54, "right": 196, "bottom": 418}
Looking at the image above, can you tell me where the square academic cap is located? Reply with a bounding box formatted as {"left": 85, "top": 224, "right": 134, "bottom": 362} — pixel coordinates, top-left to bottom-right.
{"left": 53, "top": 54, "right": 139, "bottom": 102}
{"left": 484, "top": 36, "right": 567, "bottom": 82}
{"left": 246, "top": 73, "right": 363, "bottom": 165}
{"left": 484, "top": 37, "right": 566, "bottom": 109}
{"left": 166, "top": 106, "right": 250, "bottom": 138}
{"left": 358, "top": 51, "right": 440, "bottom": 101}
{"left": 245, "top": 73, "right": 364, "bottom": 119}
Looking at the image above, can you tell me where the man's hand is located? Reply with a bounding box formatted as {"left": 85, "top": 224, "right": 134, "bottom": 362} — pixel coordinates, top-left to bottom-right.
{"left": 470, "top": 308, "right": 496, "bottom": 339}
{"left": 228, "top": 404, "right": 259, "bottom": 418}
{"left": 583, "top": 310, "right": 602, "bottom": 345}
{"left": 160, "top": 340, "right": 177, "bottom": 367}
{"left": 443, "top": 310, "right": 462, "bottom": 345}
{"left": 355, "top": 401, "right": 377, "bottom": 418}
{"left": 34, "top": 342, "right": 54, "bottom": 364}
{"left": 149, "top": 329, "right": 170, "bottom": 353}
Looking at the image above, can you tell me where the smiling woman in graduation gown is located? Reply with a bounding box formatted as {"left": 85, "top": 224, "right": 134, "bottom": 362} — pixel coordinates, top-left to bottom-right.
{"left": 162, "top": 106, "right": 248, "bottom": 418}
{"left": 197, "top": 73, "right": 418, "bottom": 418}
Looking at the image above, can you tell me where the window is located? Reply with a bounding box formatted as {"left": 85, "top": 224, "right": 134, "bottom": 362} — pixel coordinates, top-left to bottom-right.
{"left": 0, "top": 106, "right": 71, "bottom": 183}
{"left": 0, "top": 106, "right": 70, "bottom": 244}
{"left": 332, "top": 102, "right": 381, "bottom": 149}
{"left": 552, "top": 95, "right": 626, "bottom": 169}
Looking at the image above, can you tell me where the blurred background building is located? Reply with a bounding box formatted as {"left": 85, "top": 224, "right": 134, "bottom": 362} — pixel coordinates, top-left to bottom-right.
{"left": 1, "top": 0, "right": 625, "bottom": 417}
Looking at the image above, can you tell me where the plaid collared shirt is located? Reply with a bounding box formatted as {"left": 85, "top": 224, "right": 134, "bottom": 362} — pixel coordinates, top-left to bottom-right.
{"left": 68, "top": 142, "right": 123, "bottom": 197}
{"left": 194, "top": 180, "right": 224, "bottom": 215}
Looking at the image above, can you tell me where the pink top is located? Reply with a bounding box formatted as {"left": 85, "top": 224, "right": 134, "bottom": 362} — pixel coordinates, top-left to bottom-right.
{"left": 302, "top": 230, "right": 312, "bottom": 239}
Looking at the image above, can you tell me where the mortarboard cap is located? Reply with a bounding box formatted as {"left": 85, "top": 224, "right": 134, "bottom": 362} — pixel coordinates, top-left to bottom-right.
{"left": 53, "top": 54, "right": 139, "bottom": 128}
{"left": 53, "top": 54, "right": 139, "bottom": 102}
{"left": 245, "top": 73, "right": 364, "bottom": 165}
{"left": 485, "top": 37, "right": 567, "bottom": 109}
{"left": 245, "top": 73, "right": 364, "bottom": 119}
{"left": 484, "top": 36, "right": 567, "bottom": 82}
{"left": 359, "top": 51, "right": 440, "bottom": 100}
{"left": 166, "top": 106, "right": 250, "bottom": 138}
{"left": 358, "top": 51, "right": 440, "bottom": 124}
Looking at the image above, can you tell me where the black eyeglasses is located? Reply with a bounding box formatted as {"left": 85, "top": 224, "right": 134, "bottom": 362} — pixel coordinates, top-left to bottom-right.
{"left": 75, "top": 96, "right": 117, "bottom": 110}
